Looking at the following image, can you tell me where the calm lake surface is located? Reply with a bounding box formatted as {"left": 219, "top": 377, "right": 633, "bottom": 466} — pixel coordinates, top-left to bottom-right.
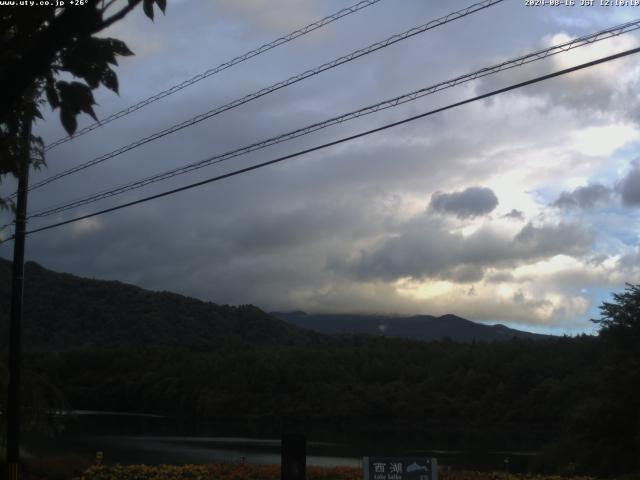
{"left": 25, "top": 411, "right": 549, "bottom": 473}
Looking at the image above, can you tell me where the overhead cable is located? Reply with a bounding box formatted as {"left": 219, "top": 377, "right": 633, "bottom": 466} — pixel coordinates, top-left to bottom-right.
{"left": 28, "top": 18, "right": 640, "bottom": 219}
{"left": 24, "top": 0, "right": 503, "bottom": 195}
{"left": 11, "top": 45, "right": 639, "bottom": 240}
{"left": 44, "top": 0, "right": 387, "bottom": 151}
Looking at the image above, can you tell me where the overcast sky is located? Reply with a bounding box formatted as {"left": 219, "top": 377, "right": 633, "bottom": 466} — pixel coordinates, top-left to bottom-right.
{"left": 3, "top": 0, "right": 640, "bottom": 334}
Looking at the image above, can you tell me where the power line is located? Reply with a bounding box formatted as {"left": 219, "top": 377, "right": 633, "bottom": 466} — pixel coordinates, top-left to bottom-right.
{"left": 12, "top": 45, "right": 639, "bottom": 240}
{"left": 44, "top": 0, "right": 386, "bottom": 152}
{"left": 27, "top": 18, "right": 640, "bottom": 219}
{"left": 23, "top": 0, "right": 503, "bottom": 196}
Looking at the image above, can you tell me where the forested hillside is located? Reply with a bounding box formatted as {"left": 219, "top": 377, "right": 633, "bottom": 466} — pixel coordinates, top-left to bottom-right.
{"left": 26, "top": 336, "right": 595, "bottom": 424}
{"left": 0, "top": 259, "right": 638, "bottom": 475}
{"left": 0, "top": 259, "right": 313, "bottom": 350}
{"left": 0, "top": 259, "right": 546, "bottom": 348}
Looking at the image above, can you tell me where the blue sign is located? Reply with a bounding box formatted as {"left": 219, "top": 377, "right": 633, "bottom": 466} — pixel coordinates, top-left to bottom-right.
{"left": 363, "top": 457, "right": 437, "bottom": 480}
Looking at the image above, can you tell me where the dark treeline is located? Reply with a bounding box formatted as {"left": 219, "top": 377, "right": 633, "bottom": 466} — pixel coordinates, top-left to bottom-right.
{"left": 27, "top": 337, "right": 593, "bottom": 424}
{"left": 1, "top": 260, "right": 638, "bottom": 475}
{"left": 20, "top": 333, "right": 638, "bottom": 476}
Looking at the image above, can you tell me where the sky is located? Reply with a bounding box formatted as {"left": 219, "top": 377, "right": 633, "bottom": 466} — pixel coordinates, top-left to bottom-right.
{"left": 2, "top": 0, "right": 640, "bottom": 335}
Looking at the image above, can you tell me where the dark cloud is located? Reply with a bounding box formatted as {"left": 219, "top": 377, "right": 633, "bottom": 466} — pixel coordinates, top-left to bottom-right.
{"left": 619, "top": 167, "right": 640, "bottom": 207}
{"left": 551, "top": 184, "right": 612, "bottom": 210}
{"left": 512, "top": 222, "right": 592, "bottom": 258}
{"left": 338, "top": 220, "right": 593, "bottom": 283}
{"left": 503, "top": 209, "right": 525, "bottom": 221}
{"left": 429, "top": 187, "right": 498, "bottom": 219}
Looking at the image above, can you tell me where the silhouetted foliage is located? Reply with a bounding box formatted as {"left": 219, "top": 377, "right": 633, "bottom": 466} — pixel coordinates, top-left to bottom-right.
{"left": 593, "top": 283, "right": 640, "bottom": 332}
{"left": 571, "top": 284, "right": 640, "bottom": 474}
{"left": 0, "top": 0, "right": 166, "bottom": 209}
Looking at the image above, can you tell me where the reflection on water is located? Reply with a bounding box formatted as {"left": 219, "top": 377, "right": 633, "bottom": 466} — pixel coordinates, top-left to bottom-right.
{"left": 36, "top": 434, "right": 360, "bottom": 467}
{"left": 26, "top": 411, "right": 550, "bottom": 472}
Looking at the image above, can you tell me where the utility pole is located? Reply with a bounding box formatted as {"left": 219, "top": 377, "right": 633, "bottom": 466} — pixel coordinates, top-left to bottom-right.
{"left": 6, "top": 114, "right": 31, "bottom": 480}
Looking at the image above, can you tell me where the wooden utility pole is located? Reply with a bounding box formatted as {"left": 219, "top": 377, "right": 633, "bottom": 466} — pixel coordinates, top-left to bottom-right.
{"left": 6, "top": 115, "right": 31, "bottom": 480}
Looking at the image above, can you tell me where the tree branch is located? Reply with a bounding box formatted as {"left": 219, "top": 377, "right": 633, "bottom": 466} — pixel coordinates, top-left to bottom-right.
{"left": 100, "top": 0, "right": 119, "bottom": 14}
{"left": 101, "top": 0, "right": 142, "bottom": 30}
{"left": 0, "top": 1, "right": 142, "bottom": 124}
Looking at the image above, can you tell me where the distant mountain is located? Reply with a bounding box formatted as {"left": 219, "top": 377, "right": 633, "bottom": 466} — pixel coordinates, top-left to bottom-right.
{"left": 0, "top": 258, "right": 548, "bottom": 351}
{"left": 0, "top": 259, "right": 313, "bottom": 351}
{"left": 271, "top": 311, "right": 551, "bottom": 342}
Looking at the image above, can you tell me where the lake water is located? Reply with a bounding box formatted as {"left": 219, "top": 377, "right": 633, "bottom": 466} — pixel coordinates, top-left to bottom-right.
{"left": 25, "top": 411, "right": 548, "bottom": 473}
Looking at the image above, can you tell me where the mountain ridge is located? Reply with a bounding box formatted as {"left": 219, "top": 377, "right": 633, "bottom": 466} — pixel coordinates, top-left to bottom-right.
{"left": 0, "top": 258, "right": 549, "bottom": 349}
{"left": 271, "top": 310, "right": 551, "bottom": 342}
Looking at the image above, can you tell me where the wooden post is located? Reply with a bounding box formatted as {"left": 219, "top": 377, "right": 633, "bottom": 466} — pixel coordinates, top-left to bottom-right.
{"left": 6, "top": 116, "right": 31, "bottom": 480}
{"left": 281, "top": 433, "right": 306, "bottom": 480}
